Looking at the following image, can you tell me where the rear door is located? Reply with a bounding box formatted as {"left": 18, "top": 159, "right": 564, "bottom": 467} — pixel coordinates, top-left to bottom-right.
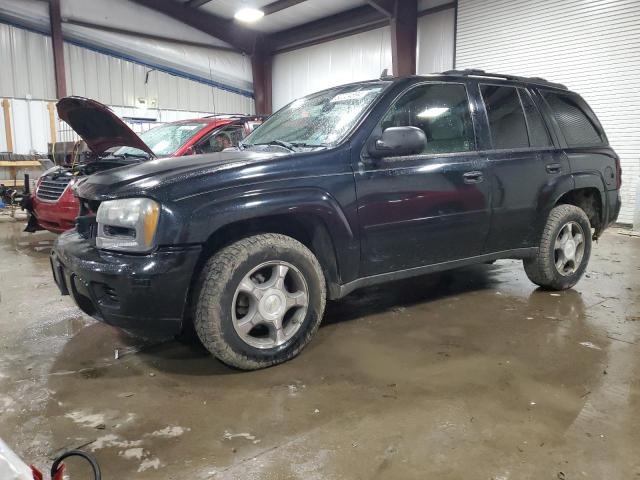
{"left": 355, "top": 81, "right": 492, "bottom": 276}
{"left": 477, "top": 83, "right": 560, "bottom": 251}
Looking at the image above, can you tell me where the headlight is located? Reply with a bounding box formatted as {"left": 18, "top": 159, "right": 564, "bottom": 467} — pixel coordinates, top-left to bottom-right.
{"left": 96, "top": 198, "right": 160, "bottom": 253}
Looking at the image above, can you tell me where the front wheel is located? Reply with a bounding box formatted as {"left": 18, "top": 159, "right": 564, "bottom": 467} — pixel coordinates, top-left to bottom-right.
{"left": 523, "top": 204, "right": 592, "bottom": 290}
{"left": 194, "top": 233, "right": 326, "bottom": 370}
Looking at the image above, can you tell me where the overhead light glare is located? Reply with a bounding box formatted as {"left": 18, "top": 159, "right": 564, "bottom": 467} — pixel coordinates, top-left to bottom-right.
{"left": 417, "top": 107, "right": 449, "bottom": 118}
{"left": 234, "top": 8, "right": 264, "bottom": 23}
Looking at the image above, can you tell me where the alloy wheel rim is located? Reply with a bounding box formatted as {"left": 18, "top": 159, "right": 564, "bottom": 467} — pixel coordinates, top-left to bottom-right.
{"left": 553, "top": 221, "right": 585, "bottom": 276}
{"left": 231, "top": 261, "right": 309, "bottom": 349}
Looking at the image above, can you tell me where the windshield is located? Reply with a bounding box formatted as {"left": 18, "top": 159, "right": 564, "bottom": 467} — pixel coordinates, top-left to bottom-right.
{"left": 243, "top": 82, "right": 389, "bottom": 149}
{"left": 115, "top": 122, "right": 209, "bottom": 157}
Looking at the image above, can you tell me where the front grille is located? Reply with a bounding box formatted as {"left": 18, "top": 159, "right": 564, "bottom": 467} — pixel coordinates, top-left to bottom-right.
{"left": 36, "top": 176, "right": 72, "bottom": 202}
{"left": 76, "top": 197, "right": 99, "bottom": 241}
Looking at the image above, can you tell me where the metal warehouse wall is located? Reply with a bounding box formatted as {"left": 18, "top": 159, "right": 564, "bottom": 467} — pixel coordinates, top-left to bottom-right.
{"left": 271, "top": 7, "right": 456, "bottom": 111}
{"left": 0, "top": 22, "right": 56, "bottom": 99}
{"left": 456, "top": 0, "right": 640, "bottom": 225}
{"left": 0, "top": 22, "right": 255, "bottom": 113}
{"left": 0, "top": 22, "right": 256, "bottom": 154}
{"left": 271, "top": 27, "right": 393, "bottom": 111}
{"left": 63, "top": 43, "right": 255, "bottom": 114}
{"left": 417, "top": 7, "right": 455, "bottom": 74}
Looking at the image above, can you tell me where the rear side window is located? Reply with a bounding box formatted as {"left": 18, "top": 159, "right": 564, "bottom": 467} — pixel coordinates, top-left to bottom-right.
{"left": 543, "top": 91, "right": 605, "bottom": 146}
{"left": 480, "top": 85, "right": 529, "bottom": 149}
{"left": 519, "top": 89, "right": 552, "bottom": 147}
{"left": 380, "top": 83, "right": 475, "bottom": 154}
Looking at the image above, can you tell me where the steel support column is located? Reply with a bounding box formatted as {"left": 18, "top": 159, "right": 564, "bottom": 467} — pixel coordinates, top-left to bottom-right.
{"left": 390, "top": 0, "right": 417, "bottom": 76}
{"left": 50, "top": 0, "right": 67, "bottom": 98}
{"left": 252, "top": 41, "right": 273, "bottom": 115}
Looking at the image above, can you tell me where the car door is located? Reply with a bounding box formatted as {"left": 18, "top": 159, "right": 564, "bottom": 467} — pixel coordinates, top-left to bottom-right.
{"left": 354, "top": 82, "right": 492, "bottom": 276}
{"left": 476, "top": 83, "right": 560, "bottom": 251}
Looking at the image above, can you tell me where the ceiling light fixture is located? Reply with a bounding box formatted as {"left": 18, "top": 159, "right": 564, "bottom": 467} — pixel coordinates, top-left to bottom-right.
{"left": 234, "top": 8, "right": 264, "bottom": 23}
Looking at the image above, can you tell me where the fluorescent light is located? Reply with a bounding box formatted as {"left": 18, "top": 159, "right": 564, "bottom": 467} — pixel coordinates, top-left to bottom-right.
{"left": 417, "top": 107, "right": 449, "bottom": 118}
{"left": 234, "top": 8, "right": 264, "bottom": 22}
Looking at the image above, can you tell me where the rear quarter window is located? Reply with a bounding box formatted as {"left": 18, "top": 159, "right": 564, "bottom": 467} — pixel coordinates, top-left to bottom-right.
{"left": 542, "top": 91, "right": 606, "bottom": 147}
{"left": 480, "top": 84, "right": 529, "bottom": 149}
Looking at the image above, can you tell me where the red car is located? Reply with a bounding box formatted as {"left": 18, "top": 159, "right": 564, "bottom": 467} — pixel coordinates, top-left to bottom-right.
{"left": 28, "top": 97, "right": 263, "bottom": 233}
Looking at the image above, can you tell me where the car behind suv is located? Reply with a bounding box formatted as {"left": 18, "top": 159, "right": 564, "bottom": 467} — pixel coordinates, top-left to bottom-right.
{"left": 29, "top": 97, "right": 262, "bottom": 233}
{"left": 51, "top": 70, "right": 621, "bottom": 370}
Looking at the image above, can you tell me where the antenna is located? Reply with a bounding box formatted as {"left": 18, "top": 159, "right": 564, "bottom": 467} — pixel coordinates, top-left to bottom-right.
{"left": 208, "top": 56, "right": 217, "bottom": 120}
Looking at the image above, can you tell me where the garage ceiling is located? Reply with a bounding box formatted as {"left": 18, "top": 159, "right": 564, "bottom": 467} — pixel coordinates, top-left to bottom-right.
{"left": 191, "top": 0, "right": 368, "bottom": 33}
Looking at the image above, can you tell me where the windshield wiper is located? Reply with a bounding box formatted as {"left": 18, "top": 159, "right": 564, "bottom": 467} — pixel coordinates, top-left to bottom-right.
{"left": 290, "top": 142, "right": 327, "bottom": 148}
{"left": 113, "top": 152, "right": 150, "bottom": 159}
{"left": 254, "top": 140, "right": 296, "bottom": 152}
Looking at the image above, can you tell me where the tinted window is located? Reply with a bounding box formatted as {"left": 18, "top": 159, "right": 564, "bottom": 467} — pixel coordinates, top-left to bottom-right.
{"left": 543, "top": 91, "right": 604, "bottom": 146}
{"left": 519, "top": 89, "right": 552, "bottom": 147}
{"left": 480, "top": 85, "right": 529, "bottom": 149}
{"left": 381, "top": 83, "right": 475, "bottom": 154}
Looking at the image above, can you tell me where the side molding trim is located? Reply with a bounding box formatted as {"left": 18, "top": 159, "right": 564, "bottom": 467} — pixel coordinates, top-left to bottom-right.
{"left": 337, "top": 247, "right": 537, "bottom": 298}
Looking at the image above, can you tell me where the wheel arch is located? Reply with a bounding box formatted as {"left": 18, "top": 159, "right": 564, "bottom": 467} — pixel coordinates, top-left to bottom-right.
{"left": 535, "top": 172, "right": 606, "bottom": 241}
{"left": 181, "top": 187, "right": 356, "bottom": 322}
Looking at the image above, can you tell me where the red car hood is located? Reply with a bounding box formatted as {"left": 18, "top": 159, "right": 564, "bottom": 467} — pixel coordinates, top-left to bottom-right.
{"left": 56, "top": 96, "right": 155, "bottom": 157}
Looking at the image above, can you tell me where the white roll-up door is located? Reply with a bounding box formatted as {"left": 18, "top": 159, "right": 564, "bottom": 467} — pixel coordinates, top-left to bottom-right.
{"left": 456, "top": 0, "right": 640, "bottom": 225}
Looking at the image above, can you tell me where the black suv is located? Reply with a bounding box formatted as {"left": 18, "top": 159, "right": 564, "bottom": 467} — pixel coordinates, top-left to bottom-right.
{"left": 51, "top": 70, "right": 621, "bottom": 369}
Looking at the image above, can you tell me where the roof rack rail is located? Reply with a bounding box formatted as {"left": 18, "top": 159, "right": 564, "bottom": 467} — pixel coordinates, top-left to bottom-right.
{"left": 442, "top": 69, "right": 568, "bottom": 90}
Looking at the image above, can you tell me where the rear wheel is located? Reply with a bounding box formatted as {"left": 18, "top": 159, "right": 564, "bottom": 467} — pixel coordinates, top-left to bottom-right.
{"left": 523, "top": 204, "right": 592, "bottom": 290}
{"left": 194, "top": 233, "right": 326, "bottom": 370}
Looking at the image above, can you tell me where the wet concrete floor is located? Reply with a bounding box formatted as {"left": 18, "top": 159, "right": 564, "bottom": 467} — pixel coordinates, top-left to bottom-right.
{"left": 0, "top": 216, "right": 639, "bottom": 479}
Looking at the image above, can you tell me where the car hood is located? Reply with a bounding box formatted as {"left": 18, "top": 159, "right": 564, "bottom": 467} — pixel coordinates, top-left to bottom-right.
{"left": 76, "top": 150, "right": 287, "bottom": 200}
{"left": 56, "top": 96, "right": 156, "bottom": 157}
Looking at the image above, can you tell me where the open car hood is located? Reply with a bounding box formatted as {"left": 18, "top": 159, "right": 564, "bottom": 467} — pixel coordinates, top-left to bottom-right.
{"left": 56, "top": 96, "right": 155, "bottom": 157}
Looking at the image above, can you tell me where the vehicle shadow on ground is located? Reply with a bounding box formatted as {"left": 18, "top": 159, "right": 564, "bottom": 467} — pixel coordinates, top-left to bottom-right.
{"left": 323, "top": 263, "right": 502, "bottom": 326}
{"left": 124, "top": 263, "right": 505, "bottom": 375}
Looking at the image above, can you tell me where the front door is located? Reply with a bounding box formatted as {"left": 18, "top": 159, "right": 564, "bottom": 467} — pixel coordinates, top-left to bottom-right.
{"left": 355, "top": 82, "right": 491, "bottom": 276}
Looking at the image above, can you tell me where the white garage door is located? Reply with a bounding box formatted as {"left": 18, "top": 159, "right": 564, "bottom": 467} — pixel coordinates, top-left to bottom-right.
{"left": 456, "top": 0, "right": 640, "bottom": 225}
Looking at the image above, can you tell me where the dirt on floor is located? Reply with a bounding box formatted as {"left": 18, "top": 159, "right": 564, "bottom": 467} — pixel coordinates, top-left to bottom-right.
{"left": 0, "top": 215, "right": 639, "bottom": 479}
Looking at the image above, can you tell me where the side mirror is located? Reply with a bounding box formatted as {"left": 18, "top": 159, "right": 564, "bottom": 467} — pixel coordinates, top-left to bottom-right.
{"left": 368, "top": 126, "right": 426, "bottom": 158}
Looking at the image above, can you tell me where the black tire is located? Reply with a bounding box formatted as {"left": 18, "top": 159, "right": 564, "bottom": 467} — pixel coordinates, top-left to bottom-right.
{"left": 523, "top": 204, "right": 592, "bottom": 290}
{"left": 194, "top": 233, "right": 326, "bottom": 370}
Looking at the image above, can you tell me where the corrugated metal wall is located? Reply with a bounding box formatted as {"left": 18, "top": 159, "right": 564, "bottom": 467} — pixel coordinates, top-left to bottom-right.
{"left": 272, "top": 27, "right": 393, "bottom": 110}
{"left": 456, "top": 0, "right": 640, "bottom": 225}
{"left": 63, "top": 42, "right": 254, "bottom": 114}
{"left": 0, "top": 22, "right": 56, "bottom": 99}
{"left": 0, "top": 22, "right": 255, "bottom": 113}
{"left": 271, "top": 7, "right": 456, "bottom": 111}
{"left": 416, "top": 7, "right": 455, "bottom": 74}
{"left": 0, "top": 22, "right": 255, "bottom": 154}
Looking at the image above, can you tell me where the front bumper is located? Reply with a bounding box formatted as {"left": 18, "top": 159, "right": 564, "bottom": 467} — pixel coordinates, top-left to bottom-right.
{"left": 32, "top": 188, "right": 79, "bottom": 233}
{"left": 51, "top": 230, "right": 201, "bottom": 335}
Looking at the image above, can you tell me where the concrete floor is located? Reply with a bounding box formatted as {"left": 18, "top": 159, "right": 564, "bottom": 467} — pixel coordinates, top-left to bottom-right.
{"left": 0, "top": 216, "right": 639, "bottom": 479}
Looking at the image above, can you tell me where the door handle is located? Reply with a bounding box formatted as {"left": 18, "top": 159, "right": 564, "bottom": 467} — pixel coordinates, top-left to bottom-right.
{"left": 546, "top": 163, "right": 562, "bottom": 174}
{"left": 463, "top": 171, "right": 484, "bottom": 184}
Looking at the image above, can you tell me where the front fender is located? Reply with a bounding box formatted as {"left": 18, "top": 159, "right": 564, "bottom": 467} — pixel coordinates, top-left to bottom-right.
{"left": 174, "top": 186, "right": 359, "bottom": 289}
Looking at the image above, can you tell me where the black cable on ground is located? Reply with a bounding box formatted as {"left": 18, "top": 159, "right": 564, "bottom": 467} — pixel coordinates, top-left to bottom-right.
{"left": 50, "top": 450, "right": 102, "bottom": 480}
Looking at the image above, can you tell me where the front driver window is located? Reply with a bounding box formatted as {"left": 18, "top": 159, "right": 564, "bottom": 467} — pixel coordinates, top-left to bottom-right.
{"left": 380, "top": 83, "right": 475, "bottom": 154}
{"left": 196, "top": 127, "right": 242, "bottom": 154}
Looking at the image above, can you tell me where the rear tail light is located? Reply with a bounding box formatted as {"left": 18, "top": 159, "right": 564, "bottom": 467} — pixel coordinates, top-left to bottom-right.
{"left": 615, "top": 155, "right": 622, "bottom": 189}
